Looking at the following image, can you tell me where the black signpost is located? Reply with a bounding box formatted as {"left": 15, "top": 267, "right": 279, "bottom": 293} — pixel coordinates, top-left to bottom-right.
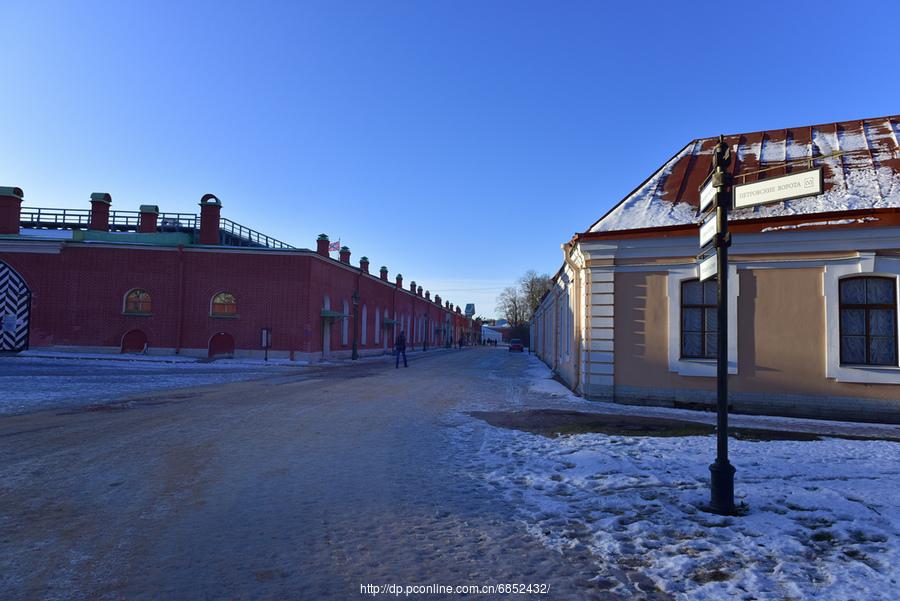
{"left": 699, "top": 135, "right": 736, "bottom": 515}
{"left": 696, "top": 137, "right": 825, "bottom": 515}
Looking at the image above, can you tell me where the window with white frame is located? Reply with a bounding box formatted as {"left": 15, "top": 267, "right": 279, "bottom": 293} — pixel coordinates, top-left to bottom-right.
{"left": 681, "top": 279, "right": 718, "bottom": 359}
{"left": 839, "top": 276, "right": 897, "bottom": 366}
{"left": 666, "top": 265, "right": 738, "bottom": 377}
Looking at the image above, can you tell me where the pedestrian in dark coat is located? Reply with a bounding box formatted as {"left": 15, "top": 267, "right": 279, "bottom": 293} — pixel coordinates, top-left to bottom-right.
{"left": 395, "top": 330, "right": 408, "bottom": 368}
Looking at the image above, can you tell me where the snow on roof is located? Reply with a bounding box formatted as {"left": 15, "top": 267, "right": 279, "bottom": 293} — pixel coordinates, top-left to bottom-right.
{"left": 590, "top": 115, "right": 900, "bottom": 233}
{"left": 18, "top": 227, "right": 74, "bottom": 239}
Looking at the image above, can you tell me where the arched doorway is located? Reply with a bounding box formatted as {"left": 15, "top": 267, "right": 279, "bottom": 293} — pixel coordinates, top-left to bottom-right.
{"left": 121, "top": 329, "right": 148, "bottom": 353}
{"left": 0, "top": 259, "right": 31, "bottom": 353}
{"left": 208, "top": 332, "right": 235, "bottom": 358}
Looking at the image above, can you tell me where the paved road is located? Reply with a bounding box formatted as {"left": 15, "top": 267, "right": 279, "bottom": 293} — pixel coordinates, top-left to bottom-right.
{"left": 1, "top": 348, "right": 637, "bottom": 600}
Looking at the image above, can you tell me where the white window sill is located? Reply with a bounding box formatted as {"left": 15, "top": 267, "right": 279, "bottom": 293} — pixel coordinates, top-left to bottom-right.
{"left": 671, "top": 358, "right": 738, "bottom": 377}
{"left": 831, "top": 364, "right": 900, "bottom": 384}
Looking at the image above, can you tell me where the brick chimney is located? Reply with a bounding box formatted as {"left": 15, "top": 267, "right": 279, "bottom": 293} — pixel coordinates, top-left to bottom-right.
{"left": 198, "top": 194, "right": 221, "bottom": 245}
{"left": 435, "top": 294, "right": 441, "bottom": 306}
{"left": 395, "top": 273, "right": 403, "bottom": 288}
{"left": 360, "top": 256, "right": 370, "bottom": 274}
{"left": 89, "top": 192, "right": 111, "bottom": 231}
{"left": 380, "top": 266, "right": 388, "bottom": 281}
{"left": 425, "top": 291, "right": 431, "bottom": 301}
{"left": 0, "top": 187, "right": 24, "bottom": 234}
{"left": 410, "top": 280, "right": 416, "bottom": 293}
{"left": 138, "top": 204, "right": 159, "bottom": 233}
{"left": 317, "top": 234, "right": 330, "bottom": 257}
{"left": 339, "top": 246, "right": 351, "bottom": 264}
{"left": 417, "top": 286, "right": 423, "bottom": 297}
{"left": 445, "top": 301, "right": 450, "bottom": 309}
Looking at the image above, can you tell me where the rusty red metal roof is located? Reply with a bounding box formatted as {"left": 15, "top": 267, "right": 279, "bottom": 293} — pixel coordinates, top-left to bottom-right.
{"left": 589, "top": 115, "right": 900, "bottom": 233}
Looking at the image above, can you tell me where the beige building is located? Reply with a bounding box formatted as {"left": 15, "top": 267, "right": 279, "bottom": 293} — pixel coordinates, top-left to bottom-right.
{"left": 533, "top": 115, "right": 900, "bottom": 423}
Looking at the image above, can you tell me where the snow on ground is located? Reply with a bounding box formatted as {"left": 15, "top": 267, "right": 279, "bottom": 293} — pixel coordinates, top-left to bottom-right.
{"left": 0, "top": 355, "right": 306, "bottom": 416}
{"left": 17, "top": 350, "right": 309, "bottom": 367}
{"left": 466, "top": 356, "right": 900, "bottom": 599}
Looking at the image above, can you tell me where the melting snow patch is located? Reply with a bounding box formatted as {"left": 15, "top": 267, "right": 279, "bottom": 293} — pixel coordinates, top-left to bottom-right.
{"left": 473, "top": 425, "right": 900, "bottom": 600}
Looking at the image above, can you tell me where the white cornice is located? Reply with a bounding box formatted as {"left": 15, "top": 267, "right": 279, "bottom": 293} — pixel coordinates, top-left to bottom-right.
{"left": 578, "top": 225, "right": 900, "bottom": 260}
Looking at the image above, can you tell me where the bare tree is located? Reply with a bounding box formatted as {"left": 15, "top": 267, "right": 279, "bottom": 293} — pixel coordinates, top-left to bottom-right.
{"left": 495, "top": 270, "right": 552, "bottom": 327}
{"left": 496, "top": 286, "right": 525, "bottom": 327}
{"left": 519, "top": 270, "right": 552, "bottom": 321}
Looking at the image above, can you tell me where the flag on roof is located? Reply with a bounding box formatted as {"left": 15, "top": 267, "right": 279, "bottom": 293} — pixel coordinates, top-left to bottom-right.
{"left": 328, "top": 240, "right": 341, "bottom": 252}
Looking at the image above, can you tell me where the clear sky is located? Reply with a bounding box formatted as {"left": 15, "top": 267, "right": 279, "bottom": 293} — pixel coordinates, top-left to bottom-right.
{"left": 2, "top": 1, "right": 896, "bottom": 317}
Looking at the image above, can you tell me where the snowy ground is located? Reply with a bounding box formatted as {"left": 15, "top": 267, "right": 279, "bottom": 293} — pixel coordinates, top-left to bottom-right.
{"left": 0, "top": 354, "right": 305, "bottom": 415}
{"left": 463, "top": 357, "right": 900, "bottom": 600}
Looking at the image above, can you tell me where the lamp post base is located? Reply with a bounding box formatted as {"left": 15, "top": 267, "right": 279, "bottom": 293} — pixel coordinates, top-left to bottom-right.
{"left": 709, "top": 460, "right": 736, "bottom": 515}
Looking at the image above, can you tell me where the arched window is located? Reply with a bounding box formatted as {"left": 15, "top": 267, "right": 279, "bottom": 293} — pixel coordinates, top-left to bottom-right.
{"left": 361, "top": 305, "right": 368, "bottom": 345}
{"left": 839, "top": 276, "right": 897, "bottom": 365}
{"left": 124, "top": 289, "right": 152, "bottom": 314}
{"left": 375, "top": 308, "right": 381, "bottom": 344}
{"left": 211, "top": 292, "right": 237, "bottom": 317}
{"left": 342, "top": 300, "right": 349, "bottom": 345}
{"left": 681, "top": 279, "right": 717, "bottom": 359}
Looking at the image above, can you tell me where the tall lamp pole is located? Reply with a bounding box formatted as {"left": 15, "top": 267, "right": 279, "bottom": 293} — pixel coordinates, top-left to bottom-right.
{"left": 709, "top": 134, "right": 736, "bottom": 515}
{"left": 351, "top": 291, "right": 360, "bottom": 360}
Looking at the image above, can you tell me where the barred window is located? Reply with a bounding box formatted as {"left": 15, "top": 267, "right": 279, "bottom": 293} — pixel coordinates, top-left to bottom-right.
{"left": 681, "top": 279, "right": 717, "bottom": 359}
{"left": 211, "top": 292, "right": 237, "bottom": 317}
{"left": 124, "top": 289, "right": 152, "bottom": 314}
{"left": 839, "top": 277, "right": 897, "bottom": 366}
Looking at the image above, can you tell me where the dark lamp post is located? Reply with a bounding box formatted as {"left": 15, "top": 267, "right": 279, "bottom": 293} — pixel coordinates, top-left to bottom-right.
{"left": 708, "top": 134, "right": 736, "bottom": 515}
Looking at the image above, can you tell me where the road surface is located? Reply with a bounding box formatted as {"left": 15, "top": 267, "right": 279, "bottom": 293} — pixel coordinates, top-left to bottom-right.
{"left": 1, "top": 348, "right": 647, "bottom": 600}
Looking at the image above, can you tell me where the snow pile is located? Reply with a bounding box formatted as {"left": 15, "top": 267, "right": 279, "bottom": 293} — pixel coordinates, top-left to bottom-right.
{"left": 476, "top": 427, "right": 900, "bottom": 599}
{"left": 525, "top": 362, "right": 584, "bottom": 401}
{"left": 761, "top": 217, "right": 879, "bottom": 233}
{"left": 590, "top": 144, "right": 698, "bottom": 233}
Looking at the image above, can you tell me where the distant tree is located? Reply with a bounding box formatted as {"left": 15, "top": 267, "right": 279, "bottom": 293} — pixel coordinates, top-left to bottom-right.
{"left": 519, "top": 270, "right": 552, "bottom": 321}
{"left": 496, "top": 286, "right": 526, "bottom": 327}
{"left": 495, "top": 270, "right": 552, "bottom": 327}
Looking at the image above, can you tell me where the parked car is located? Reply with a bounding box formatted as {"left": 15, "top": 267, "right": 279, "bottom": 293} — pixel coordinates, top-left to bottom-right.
{"left": 508, "top": 338, "right": 524, "bottom": 352}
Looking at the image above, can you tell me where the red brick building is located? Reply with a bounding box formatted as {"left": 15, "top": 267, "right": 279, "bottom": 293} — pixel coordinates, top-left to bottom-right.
{"left": 0, "top": 189, "right": 475, "bottom": 360}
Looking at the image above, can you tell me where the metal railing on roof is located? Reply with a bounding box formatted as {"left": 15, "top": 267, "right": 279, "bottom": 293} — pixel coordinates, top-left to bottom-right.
{"left": 18, "top": 206, "right": 293, "bottom": 249}
{"left": 219, "top": 218, "right": 294, "bottom": 249}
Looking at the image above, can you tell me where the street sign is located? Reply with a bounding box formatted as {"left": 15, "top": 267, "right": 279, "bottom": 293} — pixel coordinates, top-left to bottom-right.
{"left": 699, "top": 179, "right": 716, "bottom": 212}
{"left": 698, "top": 253, "right": 717, "bottom": 282}
{"left": 699, "top": 214, "right": 717, "bottom": 248}
{"left": 733, "top": 167, "right": 823, "bottom": 209}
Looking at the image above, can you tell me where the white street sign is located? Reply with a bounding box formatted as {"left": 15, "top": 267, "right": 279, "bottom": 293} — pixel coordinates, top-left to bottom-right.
{"left": 699, "top": 214, "right": 717, "bottom": 248}
{"left": 699, "top": 254, "right": 717, "bottom": 282}
{"left": 733, "top": 167, "right": 823, "bottom": 209}
{"left": 699, "top": 179, "right": 716, "bottom": 212}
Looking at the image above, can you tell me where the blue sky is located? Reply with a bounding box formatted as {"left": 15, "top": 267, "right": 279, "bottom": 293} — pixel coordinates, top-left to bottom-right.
{"left": 1, "top": 1, "right": 896, "bottom": 316}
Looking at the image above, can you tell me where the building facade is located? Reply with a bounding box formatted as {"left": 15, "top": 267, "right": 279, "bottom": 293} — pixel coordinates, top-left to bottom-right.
{"left": 533, "top": 115, "right": 900, "bottom": 423}
{"left": 0, "top": 191, "right": 474, "bottom": 360}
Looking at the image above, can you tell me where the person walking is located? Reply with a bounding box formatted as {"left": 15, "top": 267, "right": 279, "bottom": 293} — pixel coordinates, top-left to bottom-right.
{"left": 395, "top": 330, "right": 408, "bottom": 368}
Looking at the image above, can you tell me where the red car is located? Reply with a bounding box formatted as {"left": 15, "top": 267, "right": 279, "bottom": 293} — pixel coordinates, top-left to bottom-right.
{"left": 508, "top": 338, "right": 524, "bottom": 352}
